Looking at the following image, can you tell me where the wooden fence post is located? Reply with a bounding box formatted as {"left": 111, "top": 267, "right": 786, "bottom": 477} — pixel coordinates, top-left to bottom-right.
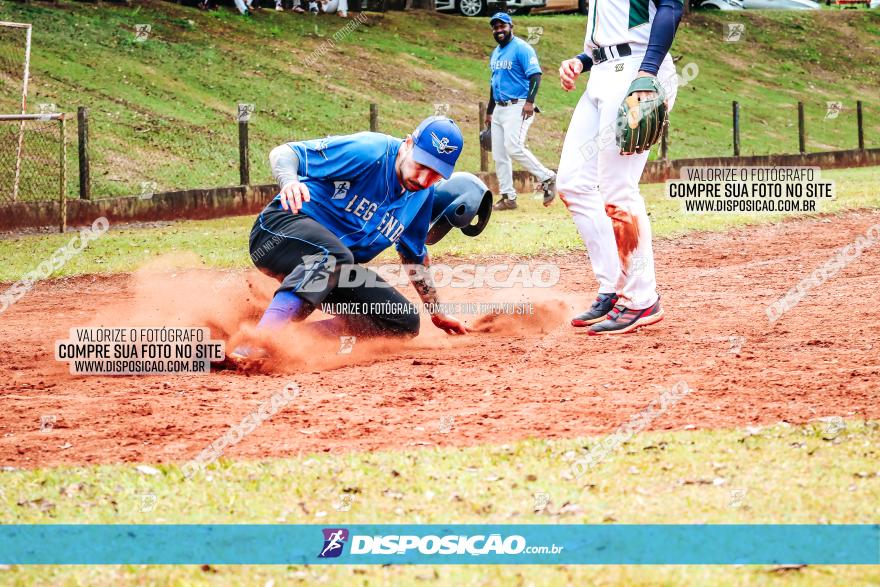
{"left": 798, "top": 101, "right": 806, "bottom": 155}
{"left": 370, "top": 103, "right": 378, "bottom": 132}
{"left": 238, "top": 111, "right": 249, "bottom": 186}
{"left": 478, "top": 101, "right": 488, "bottom": 173}
{"left": 857, "top": 100, "right": 864, "bottom": 151}
{"left": 77, "top": 106, "right": 90, "bottom": 200}
{"left": 732, "top": 101, "right": 740, "bottom": 157}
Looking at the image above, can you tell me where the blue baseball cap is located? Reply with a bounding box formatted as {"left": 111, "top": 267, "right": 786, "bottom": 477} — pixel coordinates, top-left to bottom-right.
{"left": 411, "top": 116, "right": 463, "bottom": 180}
{"left": 489, "top": 12, "right": 512, "bottom": 25}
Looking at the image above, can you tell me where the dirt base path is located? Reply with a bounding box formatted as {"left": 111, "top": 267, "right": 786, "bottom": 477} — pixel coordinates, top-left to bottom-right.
{"left": 2, "top": 211, "right": 879, "bottom": 469}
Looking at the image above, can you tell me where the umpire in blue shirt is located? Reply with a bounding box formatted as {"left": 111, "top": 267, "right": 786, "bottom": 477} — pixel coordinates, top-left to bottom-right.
{"left": 484, "top": 12, "right": 556, "bottom": 211}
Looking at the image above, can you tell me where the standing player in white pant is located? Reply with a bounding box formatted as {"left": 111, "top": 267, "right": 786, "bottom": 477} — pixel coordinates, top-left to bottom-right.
{"left": 320, "top": 0, "right": 349, "bottom": 17}
{"left": 556, "top": 0, "right": 683, "bottom": 335}
{"left": 234, "top": 0, "right": 254, "bottom": 15}
{"left": 484, "top": 12, "right": 557, "bottom": 212}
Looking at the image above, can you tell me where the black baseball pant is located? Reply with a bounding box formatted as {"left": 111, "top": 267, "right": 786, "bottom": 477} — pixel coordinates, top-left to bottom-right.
{"left": 249, "top": 206, "right": 421, "bottom": 337}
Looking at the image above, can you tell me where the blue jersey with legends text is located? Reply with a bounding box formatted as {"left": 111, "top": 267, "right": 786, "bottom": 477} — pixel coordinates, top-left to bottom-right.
{"left": 489, "top": 36, "right": 542, "bottom": 102}
{"left": 271, "top": 132, "right": 434, "bottom": 263}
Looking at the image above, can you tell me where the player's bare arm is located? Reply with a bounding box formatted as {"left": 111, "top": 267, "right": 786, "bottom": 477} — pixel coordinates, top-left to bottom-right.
{"left": 399, "top": 250, "right": 468, "bottom": 336}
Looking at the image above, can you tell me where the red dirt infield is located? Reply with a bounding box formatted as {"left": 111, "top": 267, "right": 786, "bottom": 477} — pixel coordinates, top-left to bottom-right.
{"left": 2, "top": 210, "right": 879, "bottom": 469}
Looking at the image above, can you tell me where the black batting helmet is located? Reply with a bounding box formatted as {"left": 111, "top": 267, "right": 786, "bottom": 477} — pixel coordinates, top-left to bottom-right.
{"left": 426, "top": 172, "right": 493, "bottom": 245}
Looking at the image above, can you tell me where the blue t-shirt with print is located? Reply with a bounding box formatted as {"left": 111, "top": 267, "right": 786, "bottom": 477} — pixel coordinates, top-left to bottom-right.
{"left": 490, "top": 36, "right": 542, "bottom": 102}
{"left": 272, "top": 132, "right": 433, "bottom": 263}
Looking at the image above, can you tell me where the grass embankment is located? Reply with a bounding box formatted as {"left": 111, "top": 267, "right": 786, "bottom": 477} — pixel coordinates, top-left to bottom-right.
{"left": 0, "top": 1, "right": 877, "bottom": 197}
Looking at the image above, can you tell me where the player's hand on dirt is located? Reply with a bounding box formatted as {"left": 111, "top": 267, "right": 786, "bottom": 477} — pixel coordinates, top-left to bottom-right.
{"left": 521, "top": 102, "right": 535, "bottom": 120}
{"left": 278, "top": 180, "right": 310, "bottom": 214}
{"left": 559, "top": 58, "right": 584, "bottom": 92}
{"left": 431, "top": 313, "right": 468, "bottom": 335}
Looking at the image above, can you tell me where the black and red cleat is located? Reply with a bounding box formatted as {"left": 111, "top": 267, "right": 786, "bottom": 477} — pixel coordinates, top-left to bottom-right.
{"left": 588, "top": 297, "right": 664, "bottom": 336}
{"left": 571, "top": 292, "right": 619, "bottom": 327}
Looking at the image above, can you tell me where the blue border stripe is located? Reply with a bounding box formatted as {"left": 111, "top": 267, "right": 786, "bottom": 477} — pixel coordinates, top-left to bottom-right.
{"left": 1, "top": 525, "right": 878, "bottom": 565}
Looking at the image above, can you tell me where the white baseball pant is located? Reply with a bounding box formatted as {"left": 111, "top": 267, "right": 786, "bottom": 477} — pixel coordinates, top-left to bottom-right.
{"left": 491, "top": 101, "right": 554, "bottom": 199}
{"left": 321, "top": 0, "right": 349, "bottom": 12}
{"left": 557, "top": 51, "right": 678, "bottom": 310}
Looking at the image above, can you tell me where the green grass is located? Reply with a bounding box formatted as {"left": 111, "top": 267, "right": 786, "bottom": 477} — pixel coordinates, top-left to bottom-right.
{"left": 0, "top": 165, "right": 876, "bottom": 282}
{"left": 0, "top": 2, "right": 878, "bottom": 199}
{"left": 2, "top": 421, "right": 878, "bottom": 584}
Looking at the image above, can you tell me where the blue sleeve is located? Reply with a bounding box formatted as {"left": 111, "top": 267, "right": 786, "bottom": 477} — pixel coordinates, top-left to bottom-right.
{"left": 395, "top": 190, "right": 433, "bottom": 263}
{"left": 286, "top": 132, "right": 388, "bottom": 181}
{"left": 519, "top": 42, "right": 542, "bottom": 78}
{"left": 639, "top": 0, "right": 683, "bottom": 76}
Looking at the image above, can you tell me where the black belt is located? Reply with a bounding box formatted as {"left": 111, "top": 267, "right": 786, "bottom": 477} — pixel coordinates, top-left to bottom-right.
{"left": 495, "top": 98, "right": 520, "bottom": 106}
{"left": 591, "top": 43, "right": 631, "bottom": 64}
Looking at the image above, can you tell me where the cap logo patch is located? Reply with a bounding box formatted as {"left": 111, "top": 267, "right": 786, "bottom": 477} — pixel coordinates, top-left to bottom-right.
{"left": 431, "top": 132, "right": 459, "bottom": 155}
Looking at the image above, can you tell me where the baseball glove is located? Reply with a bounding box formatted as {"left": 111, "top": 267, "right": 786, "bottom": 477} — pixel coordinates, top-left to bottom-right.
{"left": 615, "top": 76, "right": 667, "bottom": 155}
{"left": 479, "top": 127, "right": 492, "bottom": 152}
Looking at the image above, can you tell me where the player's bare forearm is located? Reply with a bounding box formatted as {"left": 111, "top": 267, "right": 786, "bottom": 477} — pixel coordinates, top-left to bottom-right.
{"left": 399, "top": 252, "right": 468, "bottom": 335}
{"left": 400, "top": 251, "right": 439, "bottom": 309}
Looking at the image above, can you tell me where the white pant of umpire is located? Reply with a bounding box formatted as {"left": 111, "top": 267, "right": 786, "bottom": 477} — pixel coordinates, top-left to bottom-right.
{"left": 491, "top": 101, "right": 554, "bottom": 199}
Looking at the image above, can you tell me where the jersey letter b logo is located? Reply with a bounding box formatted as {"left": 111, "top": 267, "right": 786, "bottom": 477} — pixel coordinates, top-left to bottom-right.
{"left": 332, "top": 181, "right": 351, "bottom": 199}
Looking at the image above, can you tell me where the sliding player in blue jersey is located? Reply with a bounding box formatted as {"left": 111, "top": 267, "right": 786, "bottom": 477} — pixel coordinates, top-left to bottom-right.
{"left": 231, "top": 116, "right": 493, "bottom": 361}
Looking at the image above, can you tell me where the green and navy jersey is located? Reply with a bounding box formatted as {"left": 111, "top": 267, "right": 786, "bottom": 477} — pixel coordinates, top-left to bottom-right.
{"left": 585, "top": 0, "right": 682, "bottom": 51}
{"left": 489, "top": 36, "right": 542, "bottom": 102}
{"left": 272, "top": 132, "right": 434, "bottom": 264}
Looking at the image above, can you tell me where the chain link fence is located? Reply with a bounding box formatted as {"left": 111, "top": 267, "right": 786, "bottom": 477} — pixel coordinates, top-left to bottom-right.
{"left": 0, "top": 113, "right": 68, "bottom": 230}
{"left": 1, "top": 99, "right": 872, "bottom": 206}
{"left": 0, "top": 114, "right": 66, "bottom": 202}
{"left": 0, "top": 21, "right": 30, "bottom": 115}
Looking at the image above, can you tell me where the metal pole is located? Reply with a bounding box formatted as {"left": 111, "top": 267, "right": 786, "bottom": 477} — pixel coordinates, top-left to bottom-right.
{"left": 478, "top": 101, "right": 488, "bottom": 173}
{"left": 59, "top": 115, "right": 67, "bottom": 233}
{"left": 798, "top": 101, "right": 806, "bottom": 155}
{"left": 21, "top": 24, "right": 31, "bottom": 113}
{"left": 732, "top": 101, "right": 740, "bottom": 157}
{"left": 12, "top": 24, "right": 32, "bottom": 202}
{"left": 77, "top": 107, "right": 90, "bottom": 200}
